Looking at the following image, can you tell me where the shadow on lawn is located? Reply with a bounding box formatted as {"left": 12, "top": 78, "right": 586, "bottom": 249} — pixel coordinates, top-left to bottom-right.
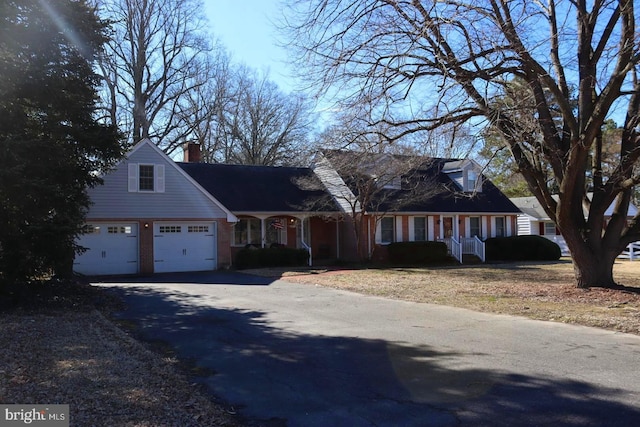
{"left": 103, "top": 285, "right": 640, "bottom": 427}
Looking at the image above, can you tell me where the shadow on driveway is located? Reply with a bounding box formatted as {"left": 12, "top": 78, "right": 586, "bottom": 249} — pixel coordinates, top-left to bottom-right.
{"left": 104, "top": 284, "right": 640, "bottom": 427}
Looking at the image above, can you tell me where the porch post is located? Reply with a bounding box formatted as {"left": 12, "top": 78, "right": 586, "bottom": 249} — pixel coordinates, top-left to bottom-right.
{"left": 261, "top": 217, "right": 266, "bottom": 248}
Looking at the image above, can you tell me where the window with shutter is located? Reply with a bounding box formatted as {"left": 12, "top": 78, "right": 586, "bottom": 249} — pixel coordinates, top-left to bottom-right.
{"left": 127, "top": 163, "right": 165, "bottom": 193}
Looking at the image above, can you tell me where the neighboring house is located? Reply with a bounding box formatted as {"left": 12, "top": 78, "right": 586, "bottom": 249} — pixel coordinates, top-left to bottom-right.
{"left": 74, "top": 140, "right": 521, "bottom": 275}
{"left": 512, "top": 195, "right": 639, "bottom": 256}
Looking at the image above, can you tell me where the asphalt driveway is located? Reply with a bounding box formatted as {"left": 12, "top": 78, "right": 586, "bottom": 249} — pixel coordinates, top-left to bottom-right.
{"left": 100, "top": 272, "right": 640, "bottom": 426}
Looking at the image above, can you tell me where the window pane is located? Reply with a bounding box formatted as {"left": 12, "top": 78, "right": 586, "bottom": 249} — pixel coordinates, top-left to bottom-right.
{"left": 139, "top": 165, "right": 154, "bottom": 191}
{"left": 467, "top": 171, "right": 477, "bottom": 192}
{"left": 544, "top": 222, "right": 556, "bottom": 235}
{"left": 249, "top": 219, "right": 262, "bottom": 245}
{"left": 469, "top": 217, "right": 481, "bottom": 237}
{"left": 381, "top": 217, "right": 394, "bottom": 243}
{"left": 414, "top": 217, "right": 426, "bottom": 241}
{"left": 266, "top": 218, "right": 284, "bottom": 245}
{"left": 234, "top": 220, "right": 248, "bottom": 245}
{"left": 495, "top": 217, "right": 505, "bottom": 237}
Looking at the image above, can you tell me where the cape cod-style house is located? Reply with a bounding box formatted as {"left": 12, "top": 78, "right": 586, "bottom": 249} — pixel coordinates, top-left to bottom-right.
{"left": 73, "top": 139, "right": 521, "bottom": 275}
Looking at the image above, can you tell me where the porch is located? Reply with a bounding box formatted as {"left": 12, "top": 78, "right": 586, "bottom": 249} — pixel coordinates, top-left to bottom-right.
{"left": 230, "top": 214, "right": 340, "bottom": 266}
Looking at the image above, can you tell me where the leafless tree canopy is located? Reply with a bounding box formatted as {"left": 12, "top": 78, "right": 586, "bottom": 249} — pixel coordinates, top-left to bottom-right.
{"left": 207, "top": 68, "right": 316, "bottom": 166}
{"left": 96, "top": 0, "right": 213, "bottom": 153}
{"left": 284, "top": 0, "right": 640, "bottom": 288}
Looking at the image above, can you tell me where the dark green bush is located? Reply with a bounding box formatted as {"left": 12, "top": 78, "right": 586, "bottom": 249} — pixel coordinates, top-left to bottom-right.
{"left": 235, "top": 247, "right": 310, "bottom": 269}
{"left": 485, "top": 235, "right": 561, "bottom": 261}
{"left": 387, "top": 241, "right": 450, "bottom": 264}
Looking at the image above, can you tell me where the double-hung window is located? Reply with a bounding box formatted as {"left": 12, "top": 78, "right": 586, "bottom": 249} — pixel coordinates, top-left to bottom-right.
{"left": 544, "top": 222, "right": 557, "bottom": 236}
{"left": 494, "top": 217, "right": 506, "bottom": 237}
{"left": 414, "top": 217, "right": 427, "bottom": 241}
{"left": 380, "top": 217, "right": 395, "bottom": 244}
{"left": 469, "top": 217, "right": 481, "bottom": 238}
{"left": 138, "top": 165, "right": 155, "bottom": 191}
{"left": 128, "top": 163, "right": 165, "bottom": 193}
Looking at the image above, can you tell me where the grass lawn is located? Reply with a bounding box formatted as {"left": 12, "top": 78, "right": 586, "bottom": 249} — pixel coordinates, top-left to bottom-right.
{"left": 244, "top": 258, "right": 640, "bottom": 335}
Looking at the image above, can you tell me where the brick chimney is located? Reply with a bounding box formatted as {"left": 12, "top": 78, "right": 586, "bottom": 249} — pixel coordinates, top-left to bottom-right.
{"left": 183, "top": 142, "right": 202, "bottom": 163}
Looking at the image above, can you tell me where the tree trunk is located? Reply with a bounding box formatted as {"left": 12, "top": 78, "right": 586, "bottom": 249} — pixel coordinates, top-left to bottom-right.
{"left": 569, "top": 243, "right": 618, "bottom": 289}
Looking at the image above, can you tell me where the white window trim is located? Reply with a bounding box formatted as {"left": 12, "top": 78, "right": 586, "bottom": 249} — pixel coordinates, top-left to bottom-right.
{"left": 127, "top": 163, "right": 165, "bottom": 193}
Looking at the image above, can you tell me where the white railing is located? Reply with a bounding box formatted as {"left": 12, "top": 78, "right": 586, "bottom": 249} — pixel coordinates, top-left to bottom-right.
{"left": 442, "top": 237, "right": 463, "bottom": 262}
{"left": 620, "top": 242, "right": 640, "bottom": 261}
{"left": 460, "top": 236, "right": 486, "bottom": 262}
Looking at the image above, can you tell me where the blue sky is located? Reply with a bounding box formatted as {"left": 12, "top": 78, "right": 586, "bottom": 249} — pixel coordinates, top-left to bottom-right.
{"left": 204, "top": 1, "right": 296, "bottom": 93}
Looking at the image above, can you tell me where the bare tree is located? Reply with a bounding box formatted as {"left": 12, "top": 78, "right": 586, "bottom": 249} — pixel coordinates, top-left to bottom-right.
{"left": 215, "top": 68, "right": 316, "bottom": 166}
{"left": 96, "top": 0, "right": 214, "bottom": 154}
{"left": 314, "top": 148, "right": 444, "bottom": 261}
{"left": 285, "top": 0, "right": 640, "bottom": 288}
{"left": 307, "top": 119, "right": 445, "bottom": 260}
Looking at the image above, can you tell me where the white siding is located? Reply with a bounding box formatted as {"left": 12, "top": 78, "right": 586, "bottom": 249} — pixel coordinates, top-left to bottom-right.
{"left": 517, "top": 215, "right": 532, "bottom": 235}
{"left": 88, "top": 142, "right": 228, "bottom": 219}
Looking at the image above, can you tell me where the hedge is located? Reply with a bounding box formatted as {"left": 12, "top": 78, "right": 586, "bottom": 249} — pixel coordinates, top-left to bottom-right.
{"left": 485, "top": 235, "right": 561, "bottom": 261}
{"left": 235, "top": 247, "right": 310, "bottom": 269}
{"left": 387, "top": 241, "right": 451, "bottom": 265}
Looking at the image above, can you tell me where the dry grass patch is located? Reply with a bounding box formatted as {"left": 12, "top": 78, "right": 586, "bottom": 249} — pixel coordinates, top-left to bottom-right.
{"left": 0, "top": 280, "right": 240, "bottom": 426}
{"left": 245, "top": 259, "right": 640, "bottom": 335}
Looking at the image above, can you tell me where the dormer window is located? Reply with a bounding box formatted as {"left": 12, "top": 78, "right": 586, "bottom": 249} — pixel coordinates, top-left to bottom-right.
{"left": 443, "top": 160, "right": 482, "bottom": 193}
{"left": 466, "top": 170, "right": 479, "bottom": 193}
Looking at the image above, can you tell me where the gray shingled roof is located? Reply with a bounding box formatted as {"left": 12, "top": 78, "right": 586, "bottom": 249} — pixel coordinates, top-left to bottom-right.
{"left": 177, "top": 162, "right": 338, "bottom": 213}
{"left": 321, "top": 151, "right": 521, "bottom": 214}
{"left": 178, "top": 152, "right": 521, "bottom": 215}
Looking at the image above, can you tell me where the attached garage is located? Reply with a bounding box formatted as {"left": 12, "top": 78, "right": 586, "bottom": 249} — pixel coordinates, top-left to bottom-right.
{"left": 153, "top": 221, "right": 217, "bottom": 273}
{"left": 73, "top": 223, "right": 139, "bottom": 275}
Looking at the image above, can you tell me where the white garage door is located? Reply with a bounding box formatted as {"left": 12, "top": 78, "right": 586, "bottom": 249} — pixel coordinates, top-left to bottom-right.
{"left": 74, "top": 223, "right": 139, "bottom": 275}
{"left": 153, "top": 222, "right": 217, "bottom": 273}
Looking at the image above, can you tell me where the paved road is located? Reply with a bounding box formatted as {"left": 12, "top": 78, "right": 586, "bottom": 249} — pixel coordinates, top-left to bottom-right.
{"left": 100, "top": 272, "right": 640, "bottom": 426}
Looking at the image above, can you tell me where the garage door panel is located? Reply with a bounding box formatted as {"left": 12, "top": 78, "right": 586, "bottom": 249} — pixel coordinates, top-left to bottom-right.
{"left": 154, "top": 222, "right": 217, "bottom": 273}
{"left": 74, "top": 223, "right": 138, "bottom": 275}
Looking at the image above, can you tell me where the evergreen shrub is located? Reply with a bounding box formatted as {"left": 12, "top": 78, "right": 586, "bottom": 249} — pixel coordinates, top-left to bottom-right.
{"left": 235, "top": 247, "right": 310, "bottom": 269}
{"left": 485, "top": 235, "right": 561, "bottom": 261}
